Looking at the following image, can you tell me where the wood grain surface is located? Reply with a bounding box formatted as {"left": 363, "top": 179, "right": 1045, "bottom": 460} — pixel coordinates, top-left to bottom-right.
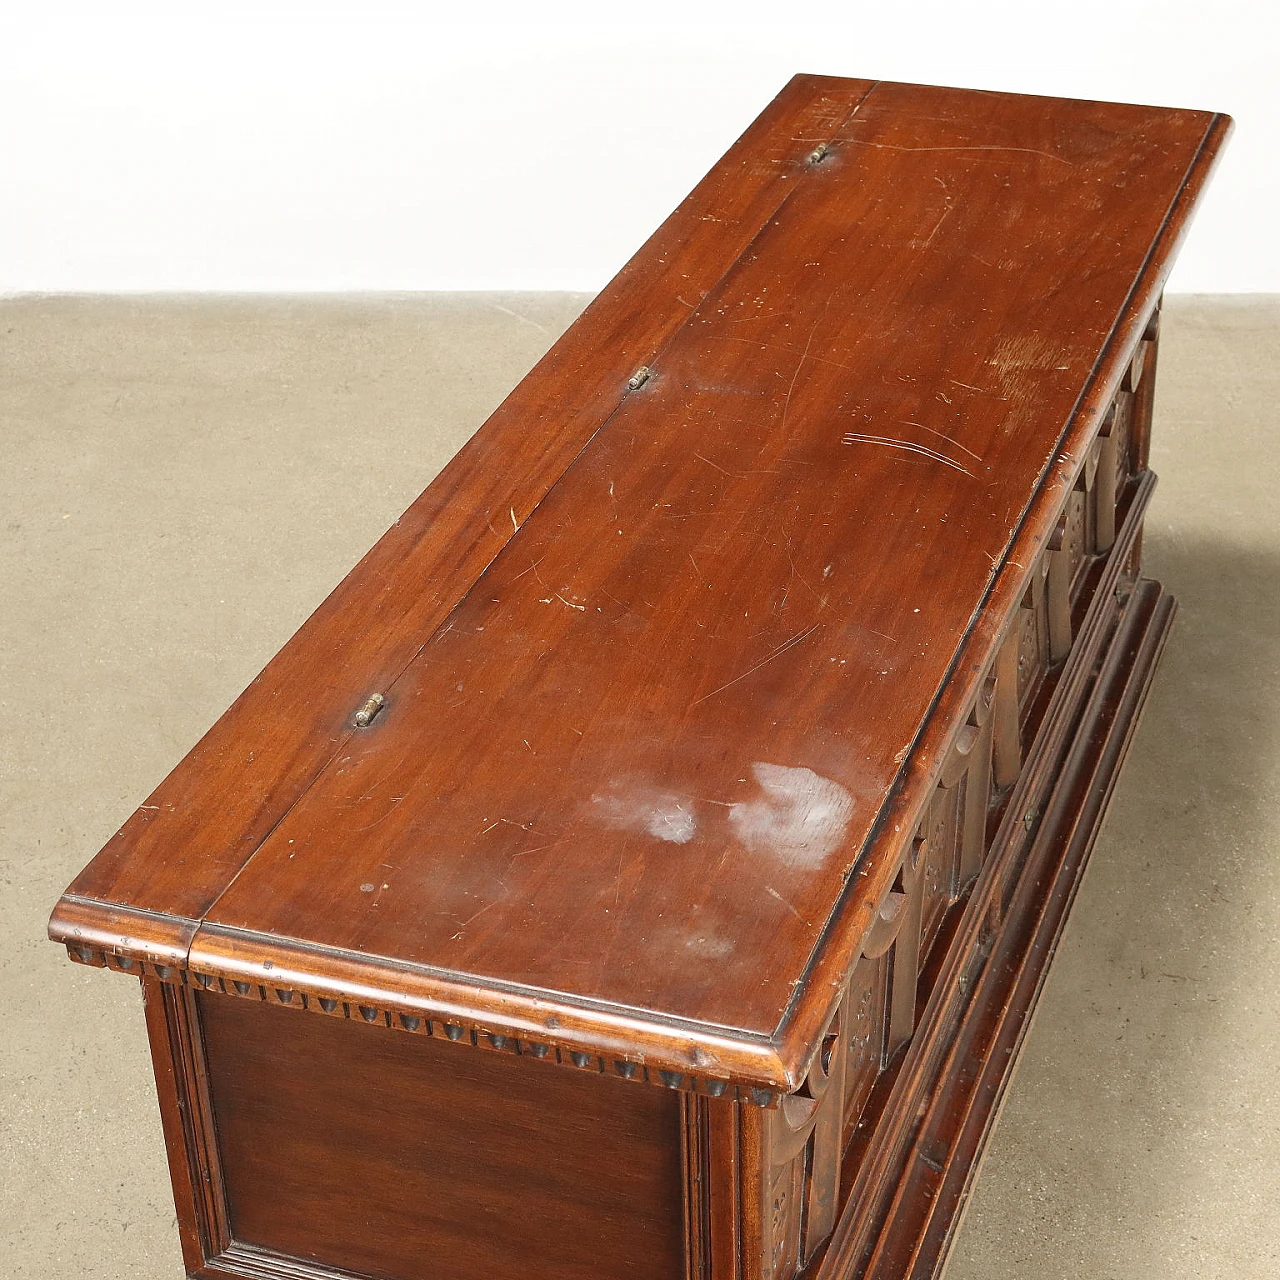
{"left": 52, "top": 75, "right": 1230, "bottom": 1091}
{"left": 196, "top": 993, "right": 686, "bottom": 1280}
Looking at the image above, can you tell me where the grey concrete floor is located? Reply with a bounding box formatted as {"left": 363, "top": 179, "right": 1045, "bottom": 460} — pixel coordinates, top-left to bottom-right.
{"left": 1, "top": 294, "right": 1276, "bottom": 1279}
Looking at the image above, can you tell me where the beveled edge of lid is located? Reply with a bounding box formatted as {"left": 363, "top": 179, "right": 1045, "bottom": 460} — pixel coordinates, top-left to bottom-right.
{"left": 50, "top": 895, "right": 799, "bottom": 1104}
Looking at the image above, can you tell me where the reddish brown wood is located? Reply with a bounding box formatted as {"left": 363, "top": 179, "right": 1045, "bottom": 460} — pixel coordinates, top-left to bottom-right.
{"left": 142, "top": 980, "right": 229, "bottom": 1273}
{"left": 185, "top": 993, "right": 686, "bottom": 1280}
{"left": 55, "top": 72, "right": 878, "bottom": 928}
{"left": 49, "top": 75, "right": 1229, "bottom": 1280}
{"left": 771, "top": 109, "right": 1230, "bottom": 1087}
{"left": 193, "top": 83, "right": 1217, "bottom": 1057}
{"left": 53, "top": 79, "right": 1228, "bottom": 1092}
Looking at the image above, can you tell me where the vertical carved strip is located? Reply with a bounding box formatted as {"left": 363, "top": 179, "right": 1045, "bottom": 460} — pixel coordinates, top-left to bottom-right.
{"left": 141, "top": 981, "right": 229, "bottom": 1273}
{"left": 754, "top": 999, "right": 852, "bottom": 1280}
{"left": 919, "top": 783, "right": 956, "bottom": 959}
{"left": 765, "top": 1142, "right": 804, "bottom": 1279}
{"left": 692, "top": 1094, "right": 745, "bottom": 1280}
{"left": 1046, "top": 510, "right": 1073, "bottom": 663}
{"left": 888, "top": 837, "right": 925, "bottom": 1056}
{"left": 740, "top": 1103, "right": 770, "bottom": 1280}
{"left": 1096, "top": 406, "right": 1119, "bottom": 554}
{"left": 681, "top": 1094, "right": 710, "bottom": 1279}
{"left": 959, "top": 679, "right": 995, "bottom": 884}
{"left": 1112, "top": 388, "right": 1135, "bottom": 485}
{"left": 803, "top": 1005, "right": 848, "bottom": 1255}
{"left": 843, "top": 953, "right": 890, "bottom": 1145}
{"left": 992, "top": 629, "right": 1021, "bottom": 789}
{"left": 1123, "top": 333, "right": 1146, "bottom": 393}
{"left": 1130, "top": 303, "right": 1161, "bottom": 473}
{"left": 1083, "top": 438, "right": 1101, "bottom": 557}
{"left": 1095, "top": 308, "right": 1158, "bottom": 559}
{"left": 1015, "top": 565, "right": 1050, "bottom": 706}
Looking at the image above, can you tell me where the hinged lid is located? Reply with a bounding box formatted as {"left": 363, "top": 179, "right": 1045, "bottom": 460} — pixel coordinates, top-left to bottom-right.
{"left": 51, "top": 75, "right": 1229, "bottom": 1097}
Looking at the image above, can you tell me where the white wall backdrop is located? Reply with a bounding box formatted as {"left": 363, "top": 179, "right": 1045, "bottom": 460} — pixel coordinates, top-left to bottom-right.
{"left": 0, "top": 0, "right": 1273, "bottom": 294}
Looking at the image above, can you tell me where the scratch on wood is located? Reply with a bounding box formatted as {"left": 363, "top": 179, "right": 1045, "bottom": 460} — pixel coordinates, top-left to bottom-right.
{"left": 450, "top": 898, "right": 499, "bottom": 940}
{"left": 694, "top": 452, "right": 733, "bottom": 477}
{"left": 782, "top": 535, "right": 821, "bottom": 602}
{"left": 510, "top": 838, "right": 574, "bottom": 859}
{"left": 708, "top": 334, "right": 853, "bottom": 376}
{"left": 780, "top": 329, "right": 815, "bottom": 431}
{"left": 919, "top": 176, "right": 955, "bottom": 250}
{"left": 842, "top": 139, "right": 1073, "bottom": 165}
{"left": 693, "top": 623, "right": 823, "bottom": 705}
{"left": 779, "top": 295, "right": 835, "bottom": 431}
{"left": 898, "top": 420, "right": 983, "bottom": 462}
{"left": 764, "top": 884, "right": 809, "bottom": 926}
{"left": 842, "top": 433, "right": 976, "bottom": 478}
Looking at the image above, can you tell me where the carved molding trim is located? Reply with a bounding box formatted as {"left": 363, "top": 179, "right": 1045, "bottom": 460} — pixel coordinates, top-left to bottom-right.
{"left": 65, "top": 944, "right": 781, "bottom": 1108}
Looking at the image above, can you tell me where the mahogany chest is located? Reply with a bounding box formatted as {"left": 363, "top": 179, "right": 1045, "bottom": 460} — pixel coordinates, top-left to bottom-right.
{"left": 51, "top": 75, "right": 1230, "bottom": 1280}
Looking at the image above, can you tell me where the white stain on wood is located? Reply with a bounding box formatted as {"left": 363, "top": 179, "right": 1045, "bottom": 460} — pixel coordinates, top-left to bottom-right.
{"left": 591, "top": 779, "right": 697, "bottom": 844}
{"left": 729, "top": 762, "right": 854, "bottom": 866}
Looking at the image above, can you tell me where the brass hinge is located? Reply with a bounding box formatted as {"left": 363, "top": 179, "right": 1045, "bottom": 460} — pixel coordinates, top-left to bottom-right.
{"left": 353, "top": 693, "right": 385, "bottom": 728}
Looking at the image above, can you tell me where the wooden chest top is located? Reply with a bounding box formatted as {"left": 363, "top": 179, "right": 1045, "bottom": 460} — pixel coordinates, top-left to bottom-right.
{"left": 52, "top": 76, "right": 1228, "bottom": 1096}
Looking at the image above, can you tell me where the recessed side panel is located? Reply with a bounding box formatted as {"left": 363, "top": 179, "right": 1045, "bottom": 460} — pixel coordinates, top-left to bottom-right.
{"left": 195, "top": 992, "right": 687, "bottom": 1280}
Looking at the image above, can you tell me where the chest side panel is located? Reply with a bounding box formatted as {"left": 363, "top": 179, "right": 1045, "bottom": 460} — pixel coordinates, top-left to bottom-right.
{"left": 195, "top": 990, "right": 687, "bottom": 1280}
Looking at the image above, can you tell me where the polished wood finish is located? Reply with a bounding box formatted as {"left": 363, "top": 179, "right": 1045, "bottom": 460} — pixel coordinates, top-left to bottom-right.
{"left": 51, "top": 75, "right": 1229, "bottom": 1280}
{"left": 184, "top": 990, "right": 685, "bottom": 1279}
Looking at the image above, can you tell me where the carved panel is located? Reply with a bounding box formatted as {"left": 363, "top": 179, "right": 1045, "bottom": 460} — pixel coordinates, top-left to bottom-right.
{"left": 842, "top": 954, "right": 889, "bottom": 1146}
{"left": 1061, "top": 484, "right": 1088, "bottom": 586}
{"left": 1015, "top": 562, "right": 1049, "bottom": 709}
{"left": 1111, "top": 388, "right": 1135, "bottom": 488}
{"left": 767, "top": 1151, "right": 805, "bottom": 1280}
{"left": 919, "top": 779, "right": 963, "bottom": 961}
{"left": 764, "top": 1001, "right": 848, "bottom": 1280}
{"left": 1048, "top": 319, "right": 1162, "bottom": 672}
